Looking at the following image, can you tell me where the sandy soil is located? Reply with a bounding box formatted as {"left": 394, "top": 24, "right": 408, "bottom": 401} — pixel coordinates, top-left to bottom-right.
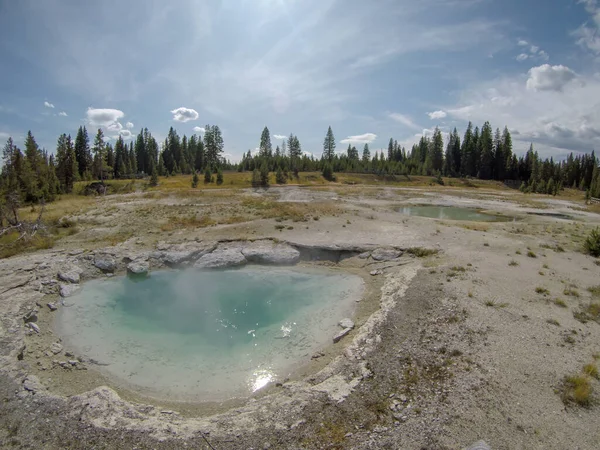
{"left": 1, "top": 184, "right": 599, "bottom": 449}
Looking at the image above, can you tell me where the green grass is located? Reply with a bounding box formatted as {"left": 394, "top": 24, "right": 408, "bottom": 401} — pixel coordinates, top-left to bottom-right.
{"left": 527, "top": 250, "right": 537, "bottom": 258}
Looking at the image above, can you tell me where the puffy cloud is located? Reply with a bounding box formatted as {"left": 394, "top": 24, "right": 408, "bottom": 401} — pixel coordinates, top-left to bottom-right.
{"left": 193, "top": 126, "right": 206, "bottom": 133}
{"left": 526, "top": 64, "right": 578, "bottom": 92}
{"left": 58, "top": 111, "right": 67, "bottom": 117}
{"left": 87, "top": 107, "right": 125, "bottom": 127}
{"left": 517, "top": 39, "right": 528, "bottom": 46}
{"left": 572, "top": 0, "right": 600, "bottom": 53}
{"left": 44, "top": 101, "right": 54, "bottom": 108}
{"left": 538, "top": 50, "right": 549, "bottom": 61}
{"left": 171, "top": 107, "right": 199, "bottom": 122}
{"left": 516, "top": 53, "right": 529, "bottom": 61}
{"left": 119, "top": 130, "right": 133, "bottom": 139}
{"left": 273, "top": 134, "right": 287, "bottom": 140}
{"left": 340, "top": 133, "right": 377, "bottom": 144}
{"left": 126, "top": 122, "right": 134, "bottom": 129}
{"left": 443, "top": 68, "right": 600, "bottom": 158}
{"left": 530, "top": 45, "right": 539, "bottom": 53}
{"left": 389, "top": 113, "right": 420, "bottom": 130}
{"left": 427, "top": 110, "right": 447, "bottom": 120}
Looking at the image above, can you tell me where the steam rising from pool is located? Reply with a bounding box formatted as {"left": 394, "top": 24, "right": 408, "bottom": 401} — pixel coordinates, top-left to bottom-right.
{"left": 55, "top": 267, "right": 363, "bottom": 401}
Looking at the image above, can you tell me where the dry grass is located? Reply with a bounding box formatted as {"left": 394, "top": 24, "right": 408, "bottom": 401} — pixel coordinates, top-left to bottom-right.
{"left": 562, "top": 374, "right": 593, "bottom": 407}
{"left": 160, "top": 215, "right": 217, "bottom": 231}
{"left": 535, "top": 287, "right": 550, "bottom": 295}
{"left": 563, "top": 287, "right": 580, "bottom": 298}
{"left": 241, "top": 198, "right": 340, "bottom": 222}
{"left": 587, "top": 285, "right": 600, "bottom": 297}
{"left": 553, "top": 298, "right": 567, "bottom": 308}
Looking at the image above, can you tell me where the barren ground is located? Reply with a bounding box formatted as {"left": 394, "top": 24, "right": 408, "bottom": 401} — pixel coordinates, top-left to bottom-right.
{"left": 1, "top": 181, "right": 599, "bottom": 449}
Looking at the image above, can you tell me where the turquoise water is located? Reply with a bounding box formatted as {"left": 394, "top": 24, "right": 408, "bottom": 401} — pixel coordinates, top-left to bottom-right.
{"left": 398, "top": 205, "right": 512, "bottom": 222}
{"left": 56, "top": 267, "right": 363, "bottom": 401}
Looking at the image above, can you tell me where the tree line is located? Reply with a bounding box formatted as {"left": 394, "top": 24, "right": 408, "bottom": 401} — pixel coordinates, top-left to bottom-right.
{"left": 1, "top": 121, "right": 600, "bottom": 203}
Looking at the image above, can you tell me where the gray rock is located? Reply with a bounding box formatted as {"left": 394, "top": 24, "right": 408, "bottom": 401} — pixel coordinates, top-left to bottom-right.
{"left": 333, "top": 327, "right": 352, "bottom": 343}
{"left": 371, "top": 248, "right": 403, "bottom": 261}
{"left": 370, "top": 269, "right": 382, "bottom": 276}
{"left": 242, "top": 241, "right": 300, "bottom": 265}
{"left": 127, "top": 260, "right": 149, "bottom": 276}
{"left": 358, "top": 251, "right": 371, "bottom": 259}
{"left": 23, "top": 309, "right": 38, "bottom": 323}
{"left": 194, "top": 248, "right": 247, "bottom": 269}
{"left": 28, "top": 322, "right": 40, "bottom": 334}
{"left": 94, "top": 256, "right": 116, "bottom": 272}
{"left": 50, "top": 342, "right": 63, "bottom": 355}
{"left": 339, "top": 318, "right": 355, "bottom": 329}
{"left": 47, "top": 302, "right": 58, "bottom": 312}
{"left": 158, "top": 242, "right": 217, "bottom": 266}
{"left": 465, "top": 441, "right": 491, "bottom": 450}
{"left": 59, "top": 284, "right": 81, "bottom": 298}
{"left": 58, "top": 269, "right": 81, "bottom": 284}
{"left": 94, "top": 257, "right": 115, "bottom": 272}
{"left": 68, "top": 249, "right": 84, "bottom": 256}
{"left": 23, "top": 375, "right": 43, "bottom": 393}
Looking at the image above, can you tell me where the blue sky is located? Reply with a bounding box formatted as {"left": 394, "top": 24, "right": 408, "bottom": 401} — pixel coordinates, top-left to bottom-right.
{"left": 1, "top": 0, "right": 600, "bottom": 161}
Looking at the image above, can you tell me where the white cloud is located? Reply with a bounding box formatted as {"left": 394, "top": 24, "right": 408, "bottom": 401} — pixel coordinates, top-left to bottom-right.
{"left": 389, "top": 113, "right": 421, "bottom": 130}
{"left": 273, "top": 134, "right": 287, "bottom": 140}
{"left": 517, "top": 39, "right": 528, "bottom": 46}
{"left": 119, "top": 129, "right": 133, "bottom": 139}
{"left": 339, "top": 133, "right": 377, "bottom": 145}
{"left": 573, "top": 0, "right": 600, "bottom": 53}
{"left": 87, "top": 107, "right": 125, "bottom": 127}
{"left": 58, "top": 111, "right": 68, "bottom": 116}
{"left": 530, "top": 45, "right": 539, "bottom": 53}
{"left": 193, "top": 126, "right": 206, "bottom": 133}
{"left": 427, "top": 110, "right": 447, "bottom": 120}
{"left": 171, "top": 107, "right": 199, "bottom": 122}
{"left": 516, "top": 53, "right": 529, "bottom": 61}
{"left": 443, "top": 68, "right": 600, "bottom": 158}
{"left": 526, "top": 64, "right": 578, "bottom": 92}
{"left": 44, "top": 101, "right": 54, "bottom": 108}
{"left": 126, "top": 121, "right": 134, "bottom": 129}
{"left": 538, "top": 50, "right": 549, "bottom": 61}
{"left": 0, "top": 131, "right": 11, "bottom": 140}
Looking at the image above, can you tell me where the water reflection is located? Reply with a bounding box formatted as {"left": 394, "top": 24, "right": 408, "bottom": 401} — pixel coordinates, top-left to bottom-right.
{"left": 250, "top": 368, "right": 275, "bottom": 392}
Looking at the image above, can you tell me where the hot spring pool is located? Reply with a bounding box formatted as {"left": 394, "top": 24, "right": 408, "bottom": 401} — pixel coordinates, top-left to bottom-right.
{"left": 55, "top": 267, "right": 363, "bottom": 402}
{"left": 398, "top": 205, "right": 513, "bottom": 222}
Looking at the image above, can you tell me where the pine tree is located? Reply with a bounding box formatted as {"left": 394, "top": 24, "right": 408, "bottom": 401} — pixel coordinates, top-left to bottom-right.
{"left": 260, "top": 162, "right": 269, "bottom": 186}
{"left": 216, "top": 168, "right": 224, "bottom": 185}
{"left": 92, "top": 129, "right": 106, "bottom": 182}
{"left": 362, "top": 144, "right": 371, "bottom": 164}
{"left": 388, "top": 138, "right": 394, "bottom": 161}
{"left": 275, "top": 167, "right": 287, "bottom": 184}
{"left": 204, "top": 167, "right": 212, "bottom": 184}
{"left": 259, "top": 127, "right": 272, "bottom": 158}
{"left": 251, "top": 169, "right": 261, "bottom": 188}
{"left": 74, "top": 126, "right": 91, "bottom": 178}
{"left": 461, "top": 122, "right": 474, "bottom": 177}
{"left": 191, "top": 172, "right": 199, "bottom": 188}
{"left": 149, "top": 166, "right": 159, "bottom": 187}
{"left": 478, "top": 122, "right": 493, "bottom": 180}
{"left": 429, "top": 127, "right": 444, "bottom": 173}
{"left": 55, "top": 134, "right": 78, "bottom": 193}
{"left": 323, "top": 126, "right": 336, "bottom": 161}
{"left": 204, "top": 125, "right": 224, "bottom": 170}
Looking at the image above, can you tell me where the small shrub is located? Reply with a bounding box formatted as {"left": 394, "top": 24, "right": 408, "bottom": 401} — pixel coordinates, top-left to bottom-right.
{"left": 563, "top": 288, "right": 580, "bottom": 298}
{"left": 583, "top": 363, "right": 599, "bottom": 379}
{"left": 515, "top": 250, "right": 522, "bottom": 255}
{"left": 535, "top": 287, "right": 550, "bottom": 295}
{"left": 450, "top": 266, "right": 466, "bottom": 272}
{"left": 204, "top": 168, "right": 212, "bottom": 184}
{"left": 527, "top": 250, "right": 537, "bottom": 258}
{"left": 216, "top": 169, "right": 224, "bottom": 186}
{"left": 546, "top": 318, "right": 560, "bottom": 326}
{"left": 275, "top": 168, "right": 287, "bottom": 185}
{"left": 191, "top": 172, "right": 199, "bottom": 188}
{"left": 587, "top": 285, "right": 600, "bottom": 297}
{"left": 407, "top": 247, "right": 439, "bottom": 257}
{"left": 562, "top": 374, "right": 592, "bottom": 407}
{"left": 508, "top": 260, "right": 519, "bottom": 266}
{"left": 584, "top": 227, "right": 600, "bottom": 257}
{"left": 322, "top": 163, "right": 335, "bottom": 181}
{"left": 543, "top": 264, "right": 549, "bottom": 269}
{"left": 485, "top": 300, "right": 496, "bottom": 307}
{"left": 554, "top": 298, "right": 567, "bottom": 308}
